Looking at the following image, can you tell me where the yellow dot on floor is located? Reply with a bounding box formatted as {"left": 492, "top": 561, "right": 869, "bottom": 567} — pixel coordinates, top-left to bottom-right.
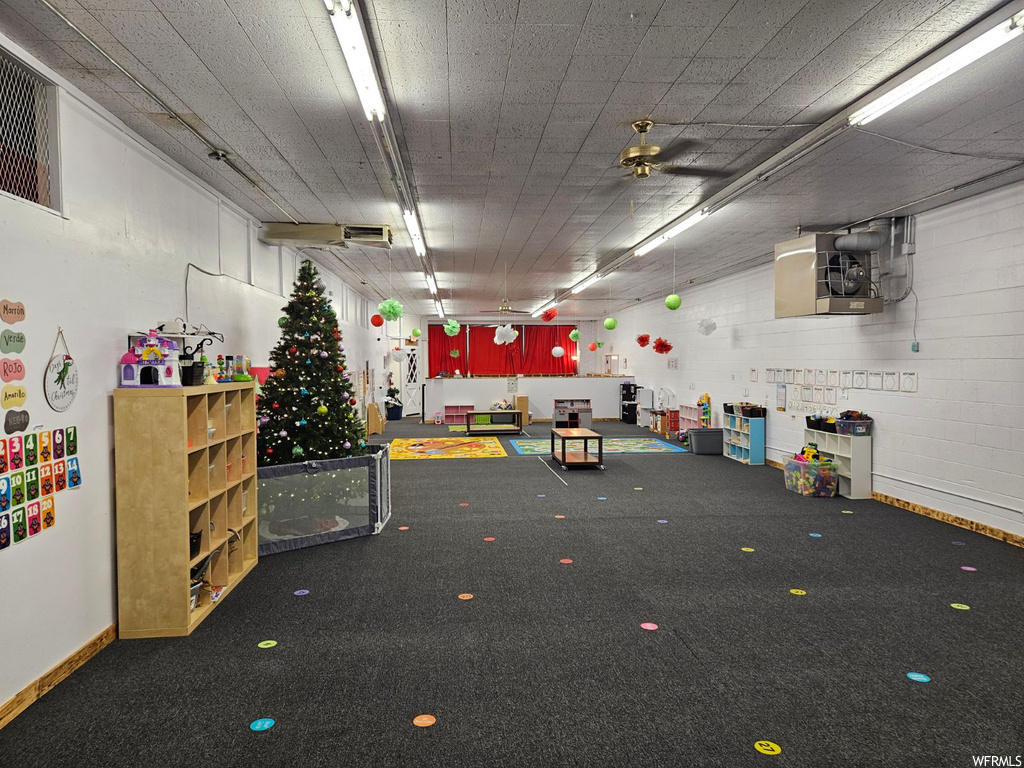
{"left": 554, "top": 515, "right": 566, "bottom": 519}
{"left": 950, "top": 603, "right": 970, "bottom": 610}
{"left": 741, "top": 547, "right": 755, "bottom": 552}
{"left": 754, "top": 740, "right": 782, "bottom": 755}
{"left": 413, "top": 714, "right": 436, "bottom": 728}
{"left": 458, "top": 593, "right": 473, "bottom": 601}
{"left": 790, "top": 589, "right": 807, "bottom": 596}
{"left": 634, "top": 487, "right": 643, "bottom": 491}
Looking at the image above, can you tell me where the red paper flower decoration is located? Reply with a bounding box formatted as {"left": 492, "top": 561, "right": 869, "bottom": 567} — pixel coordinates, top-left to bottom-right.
{"left": 636, "top": 334, "right": 650, "bottom": 348}
{"left": 653, "top": 337, "right": 673, "bottom": 354}
{"left": 370, "top": 314, "right": 384, "bottom": 327}
{"left": 541, "top": 307, "right": 558, "bottom": 322}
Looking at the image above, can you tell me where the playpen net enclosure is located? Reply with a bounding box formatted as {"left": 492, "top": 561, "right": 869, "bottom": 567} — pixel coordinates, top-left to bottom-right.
{"left": 257, "top": 445, "right": 390, "bottom": 555}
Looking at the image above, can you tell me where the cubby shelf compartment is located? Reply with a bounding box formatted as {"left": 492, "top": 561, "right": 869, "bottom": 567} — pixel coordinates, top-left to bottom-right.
{"left": 113, "top": 381, "right": 259, "bottom": 639}
{"left": 803, "top": 428, "right": 872, "bottom": 499}
{"left": 722, "top": 412, "right": 765, "bottom": 466}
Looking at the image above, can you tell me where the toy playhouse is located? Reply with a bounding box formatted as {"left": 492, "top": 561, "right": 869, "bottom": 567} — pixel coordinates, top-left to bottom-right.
{"left": 119, "top": 330, "right": 182, "bottom": 387}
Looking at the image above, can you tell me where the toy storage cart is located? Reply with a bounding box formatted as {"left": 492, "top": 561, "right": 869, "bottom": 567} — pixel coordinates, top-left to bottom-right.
{"left": 785, "top": 459, "right": 839, "bottom": 497}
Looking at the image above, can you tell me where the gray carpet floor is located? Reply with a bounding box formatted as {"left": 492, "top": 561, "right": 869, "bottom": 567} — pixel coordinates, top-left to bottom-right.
{"left": 2, "top": 418, "right": 1022, "bottom": 767}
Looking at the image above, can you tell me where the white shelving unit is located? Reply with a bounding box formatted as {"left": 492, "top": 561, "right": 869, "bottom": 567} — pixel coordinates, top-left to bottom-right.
{"left": 678, "top": 404, "right": 701, "bottom": 432}
{"left": 803, "top": 428, "right": 872, "bottom": 499}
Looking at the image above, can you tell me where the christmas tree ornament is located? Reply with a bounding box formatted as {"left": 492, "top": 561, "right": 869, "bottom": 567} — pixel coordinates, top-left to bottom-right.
{"left": 343, "top": 441, "right": 351, "bottom": 450}
{"left": 267, "top": 447, "right": 274, "bottom": 454}
{"left": 378, "top": 298, "right": 404, "bottom": 321}
{"left": 551, "top": 346, "right": 565, "bottom": 358}
{"left": 292, "top": 445, "right": 304, "bottom": 456}
{"left": 337, "top": 365, "right": 344, "bottom": 372}
{"left": 349, "top": 397, "right": 357, "bottom": 406}
{"left": 278, "top": 317, "right": 288, "bottom": 328}
{"left": 637, "top": 334, "right": 650, "bottom": 347}
{"left": 307, "top": 290, "right": 316, "bottom": 297}
{"left": 303, "top": 332, "right": 310, "bottom": 338}
{"left": 411, "top": 328, "right": 422, "bottom": 338}
{"left": 320, "top": 351, "right": 329, "bottom": 358}
{"left": 568, "top": 328, "right": 580, "bottom": 342}
{"left": 339, "top": 345, "right": 345, "bottom": 352}
{"left": 588, "top": 342, "right": 598, "bottom": 351}
{"left": 259, "top": 416, "right": 270, "bottom": 426}
{"left": 300, "top": 388, "right": 308, "bottom": 395}
{"left": 604, "top": 317, "right": 617, "bottom": 330}
{"left": 279, "top": 430, "right": 288, "bottom": 437}
{"left": 370, "top": 314, "right": 385, "bottom": 327}
{"left": 443, "top": 319, "right": 460, "bottom": 336}
{"left": 332, "top": 328, "right": 341, "bottom": 340}
{"left": 305, "top": 359, "right": 312, "bottom": 365}
{"left": 317, "top": 405, "right": 328, "bottom": 415}
{"left": 300, "top": 419, "right": 307, "bottom": 426}
{"left": 289, "top": 346, "right": 297, "bottom": 354}
{"left": 541, "top": 307, "right": 558, "bottom": 322}
{"left": 665, "top": 294, "right": 682, "bottom": 310}
{"left": 272, "top": 402, "right": 280, "bottom": 409}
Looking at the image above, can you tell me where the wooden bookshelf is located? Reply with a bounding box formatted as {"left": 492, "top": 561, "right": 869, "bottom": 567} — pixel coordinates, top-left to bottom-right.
{"left": 113, "top": 381, "right": 259, "bottom": 639}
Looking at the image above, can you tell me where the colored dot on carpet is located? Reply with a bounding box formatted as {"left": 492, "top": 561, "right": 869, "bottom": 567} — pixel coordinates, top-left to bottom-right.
{"left": 483, "top": 536, "right": 496, "bottom": 542}
{"left": 950, "top": 603, "right": 970, "bottom": 610}
{"left": 634, "top": 487, "right": 643, "bottom": 491}
{"left": 790, "top": 589, "right": 807, "bottom": 596}
{"left": 640, "top": 622, "right": 658, "bottom": 631}
{"left": 597, "top": 497, "right": 607, "bottom": 501}
{"left": 398, "top": 526, "right": 410, "bottom": 531}
{"left": 413, "top": 714, "right": 436, "bottom": 728}
{"left": 952, "top": 541, "right": 966, "bottom": 546}
{"left": 554, "top": 515, "right": 566, "bottom": 519}
{"left": 559, "top": 558, "right": 573, "bottom": 564}
{"left": 250, "top": 718, "right": 275, "bottom": 732}
{"left": 459, "top": 503, "right": 469, "bottom": 507}
{"left": 841, "top": 510, "right": 854, "bottom": 515}
{"left": 293, "top": 589, "right": 309, "bottom": 596}
{"left": 537, "top": 494, "right": 546, "bottom": 498}
{"left": 257, "top": 640, "right": 277, "bottom": 649}
{"left": 657, "top": 519, "right": 668, "bottom": 524}
{"left": 754, "top": 740, "right": 781, "bottom": 755}
{"left": 961, "top": 566, "right": 978, "bottom": 572}
{"left": 741, "top": 547, "right": 755, "bottom": 552}
{"left": 809, "top": 533, "right": 822, "bottom": 538}
{"left": 458, "top": 593, "right": 473, "bottom": 601}
{"left": 906, "top": 672, "right": 931, "bottom": 683}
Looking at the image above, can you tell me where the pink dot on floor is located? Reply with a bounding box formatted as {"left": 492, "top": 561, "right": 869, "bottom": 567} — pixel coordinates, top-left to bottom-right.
{"left": 559, "top": 558, "right": 573, "bottom": 564}
{"left": 961, "top": 566, "right": 978, "bottom": 571}
{"left": 483, "top": 536, "right": 496, "bottom": 542}
{"left": 398, "top": 526, "right": 409, "bottom": 531}
{"left": 640, "top": 622, "right": 659, "bottom": 631}
{"left": 459, "top": 503, "right": 469, "bottom": 507}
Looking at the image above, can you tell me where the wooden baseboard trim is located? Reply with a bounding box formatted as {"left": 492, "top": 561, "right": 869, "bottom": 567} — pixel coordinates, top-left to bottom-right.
{"left": 763, "top": 458, "right": 1021, "bottom": 548}
{"left": 0, "top": 624, "right": 116, "bottom": 730}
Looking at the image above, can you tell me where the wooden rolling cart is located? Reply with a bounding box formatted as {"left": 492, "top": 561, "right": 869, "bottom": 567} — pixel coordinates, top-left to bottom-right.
{"left": 113, "top": 381, "right": 259, "bottom": 638}
{"left": 465, "top": 409, "right": 524, "bottom": 435}
{"left": 550, "top": 427, "right": 605, "bottom": 471}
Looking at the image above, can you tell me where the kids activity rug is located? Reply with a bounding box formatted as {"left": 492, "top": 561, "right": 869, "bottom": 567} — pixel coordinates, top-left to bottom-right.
{"left": 390, "top": 437, "right": 508, "bottom": 460}
{"left": 509, "top": 437, "right": 686, "bottom": 455}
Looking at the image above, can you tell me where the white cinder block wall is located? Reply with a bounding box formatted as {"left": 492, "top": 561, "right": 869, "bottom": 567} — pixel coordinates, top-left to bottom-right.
{"left": 0, "top": 37, "right": 389, "bottom": 706}
{"left": 582, "top": 182, "right": 1024, "bottom": 538}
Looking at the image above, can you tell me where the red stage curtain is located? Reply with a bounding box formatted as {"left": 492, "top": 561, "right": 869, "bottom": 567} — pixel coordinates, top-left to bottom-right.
{"left": 521, "top": 325, "right": 577, "bottom": 375}
{"left": 428, "top": 324, "right": 468, "bottom": 377}
{"left": 466, "top": 325, "right": 524, "bottom": 375}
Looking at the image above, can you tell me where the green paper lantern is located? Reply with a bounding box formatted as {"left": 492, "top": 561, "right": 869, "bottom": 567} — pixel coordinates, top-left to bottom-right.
{"left": 568, "top": 328, "right": 580, "bottom": 342}
{"left": 604, "top": 317, "right": 617, "bottom": 330}
{"left": 443, "top": 319, "right": 460, "bottom": 337}
{"left": 378, "top": 298, "right": 404, "bottom": 321}
{"left": 277, "top": 317, "right": 288, "bottom": 328}
{"left": 665, "top": 293, "right": 682, "bottom": 310}
{"left": 412, "top": 328, "right": 422, "bottom": 338}
{"left": 450, "top": 349, "right": 460, "bottom": 358}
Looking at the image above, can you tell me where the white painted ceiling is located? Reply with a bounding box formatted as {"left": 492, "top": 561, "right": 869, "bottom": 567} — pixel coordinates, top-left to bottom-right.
{"left": 2, "top": 0, "right": 1022, "bottom": 318}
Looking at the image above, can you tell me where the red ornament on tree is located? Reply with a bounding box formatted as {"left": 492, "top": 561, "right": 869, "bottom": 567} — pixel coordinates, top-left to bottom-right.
{"left": 337, "top": 365, "right": 344, "bottom": 372}
{"left": 272, "top": 402, "right": 280, "bottom": 409}
{"left": 349, "top": 397, "right": 357, "bottom": 406}
{"left": 289, "top": 346, "right": 297, "bottom": 354}
{"left": 636, "top": 334, "right": 650, "bottom": 348}
{"left": 332, "top": 328, "right": 341, "bottom": 341}
{"left": 541, "top": 307, "right": 558, "bottom": 322}
{"left": 267, "top": 448, "right": 274, "bottom": 454}
{"left": 371, "top": 314, "right": 384, "bottom": 327}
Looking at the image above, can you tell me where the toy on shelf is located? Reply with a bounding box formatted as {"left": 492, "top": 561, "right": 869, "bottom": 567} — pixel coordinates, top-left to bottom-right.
{"left": 233, "top": 356, "right": 253, "bottom": 382}
{"left": 490, "top": 399, "right": 514, "bottom": 411}
{"left": 697, "top": 392, "right": 711, "bottom": 428}
{"left": 797, "top": 442, "right": 821, "bottom": 462}
{"left": 119, "top": 330, "right": 182, "bottom": 388}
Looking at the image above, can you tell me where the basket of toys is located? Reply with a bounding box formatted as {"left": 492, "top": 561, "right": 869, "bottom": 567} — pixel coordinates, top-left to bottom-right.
{"left": 784, "top": 444, "right": 838, "bottom": 497}
{"left": 835, "top": 410, "right": 873, "bottom": 436}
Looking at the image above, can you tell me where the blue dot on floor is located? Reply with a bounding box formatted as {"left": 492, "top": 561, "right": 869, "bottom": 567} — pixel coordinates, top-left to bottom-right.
{"left": 657, "top": 519, "right": 668, "bottom": 524}
{"left": 250, "top": 718, "right": 276, "bottom": 731}
{"left": 906, "top": 672, "right": 931, "bottom": 683}
{"left": 597, "top": 497, "right": 607, "bottom": 501}
{"left": 537, "top": 494, "right": 546, "bottom": 498}
{"left": 809, "top": 533, "right": 822, "bottom": 538}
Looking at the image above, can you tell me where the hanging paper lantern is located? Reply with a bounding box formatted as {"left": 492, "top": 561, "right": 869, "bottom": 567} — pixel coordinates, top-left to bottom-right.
{"left": 596, "top": 341, "right": 605, "bottom": 348}
{"left": 412, "top": 328, "right": 422, "bottom": 338}
{"left": 443, "top": 319, "right": 460, "bottom": 336}
{"left": 378, "top": 298, "right": 404, "bottom": 321}
{"left": 317, "top": 405, "right": 328, "bottom": 415}
{"left": 604, "top": 317, "right": 617, "bottom": 330}
{"left": 541, "top": 307, "right": 558, "bottom": 322}
{"left": 552, "top": 346, "right": 565, "bottom": 358}
{"left": 653, "top": 337, "right": 673, "bottom": 354}
{"left": 370, "top": 314, "right": 385, "bottom": 327}
{"left": 587, "top": 342, "right": 598, "bottom": 352}
{"left": 665, "top": 294, "right": 682, "bottom": 311}
{"left": 450, "top": 349, "right": 460, "bottom": 358}
{"left": 568, "top": 328, "right": 580, "bottom": 342}
{"left": 277, "top": 317, "right": 288, "bottom": 328}
{"left": 494, "top": 324, "right": 517, "bottom": 345}
{"left": 637, "top": 334, "right": 651, "bottom": 347}
{"left": 292, "top": 445, "right": 304, "bottom": 456}
{"left": 697, "top": 318, "right": 717, "bottom": 336}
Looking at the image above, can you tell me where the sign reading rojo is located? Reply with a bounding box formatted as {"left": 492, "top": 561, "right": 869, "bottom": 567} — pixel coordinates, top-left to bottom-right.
{"left": 1, "top": 384, "right": 27, "bottom": 409}
{"left": 0, "top": 330, "right": 26, "bottom": 354}
{"left": 0, "top": 300, "right": 26, "bottom": 325}
{"left": 1, "top": 358, "right": 25, "bottom": 383}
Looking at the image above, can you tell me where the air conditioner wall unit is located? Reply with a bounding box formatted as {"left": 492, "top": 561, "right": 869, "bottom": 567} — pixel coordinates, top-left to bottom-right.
{"left": 774, "top": 233, "right": 883, "bottom": 318}
{"left": 260, "top": 222, "right": 393, "bottom": 249}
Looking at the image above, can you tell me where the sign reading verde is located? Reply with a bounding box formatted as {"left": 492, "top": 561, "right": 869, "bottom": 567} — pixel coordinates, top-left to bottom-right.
{"left": 44, "top": 355, "right": 78, "bottom": 412}
{"left": 0, "top": 330, "right": 26, "bottom": 354}
{"left": 0, "top": 300, "right": 25, "bottom": 325}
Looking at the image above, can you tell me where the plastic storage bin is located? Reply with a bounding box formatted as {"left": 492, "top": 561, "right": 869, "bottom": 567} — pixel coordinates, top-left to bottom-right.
{"left": 784, "top": 459, "right": 839, "bottom": 497}
{"left": 687, "top": 428, "right": 723, "bottom": 455}
{"left": 836, "top": 419, "right": 872, "bottom": 436}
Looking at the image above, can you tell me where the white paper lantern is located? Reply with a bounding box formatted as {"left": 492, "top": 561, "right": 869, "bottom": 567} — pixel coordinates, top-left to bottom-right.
{"left": 551, "top": 345, "right": 565, "bottom": 358}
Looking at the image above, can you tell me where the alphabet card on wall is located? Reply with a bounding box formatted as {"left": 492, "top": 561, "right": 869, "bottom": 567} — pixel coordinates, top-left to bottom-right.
{"left": 11, "top": 507, "right": 26, "bottom": 543}
{"left": 0, "top": 475, "right": 9, "bottom": 511}
{"left": 25, "top": 467, "right": 38, "bottom": 501}
{"left": 53, "top": 428, "right": 65, "bottom": 460}
{"left": 10, "top": 471, "right": 24, "bottom": 506}
{"left": 66, "top": 426, "right": 77, "bottom": 455}
{"left": 39, "top": 431, "right": 51, "bottom": 462}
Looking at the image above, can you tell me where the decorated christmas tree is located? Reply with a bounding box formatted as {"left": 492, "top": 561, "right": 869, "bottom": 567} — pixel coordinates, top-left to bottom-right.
{"left": 257, "top": 259, "right": 365, "bottom": 466}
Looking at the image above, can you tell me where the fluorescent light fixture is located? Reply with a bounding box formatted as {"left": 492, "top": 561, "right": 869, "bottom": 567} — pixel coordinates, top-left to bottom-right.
{"left": 571, "top": 274, "right": 601, "bottom": 294}
{"left": 664, "top": 209, "right": 709, "bottom": 238}
{"left": 326, "top": 0, "right": 386, "bottom": 121}
{"left": 634, "top": 235, "right": 667, "bottom": 257}
{"left": 531, "top": 302, "right": 557, "bottom": 319}
{"left": 849, "top": 11, "right": 1024, "bottom": 125}
{"left": 403, "top": 209, "right": 426, "bottom": 257}
{"left": 434, "top": 300, "right": 444, "bottom": 318}
{"left": 426, "top": 273, "right": 437, "bottom": 294}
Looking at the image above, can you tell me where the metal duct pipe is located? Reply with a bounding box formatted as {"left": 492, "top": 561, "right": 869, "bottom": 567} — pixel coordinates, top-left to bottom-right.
{"left": 834, "top": 230, "right": 883, "bottom": 251}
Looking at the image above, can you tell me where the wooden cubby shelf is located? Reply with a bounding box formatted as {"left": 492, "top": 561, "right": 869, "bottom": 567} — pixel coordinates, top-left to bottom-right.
{"left": 114, "top": 381, "right": 259, "bottom": 639}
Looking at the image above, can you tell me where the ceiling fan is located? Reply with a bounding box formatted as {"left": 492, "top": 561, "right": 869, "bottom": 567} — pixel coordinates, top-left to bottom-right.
{"left": 618, "top": 119, "right": 731, "bottom": 179}
{"left": 477, "top": 265, "right": 530, "bottom": 320}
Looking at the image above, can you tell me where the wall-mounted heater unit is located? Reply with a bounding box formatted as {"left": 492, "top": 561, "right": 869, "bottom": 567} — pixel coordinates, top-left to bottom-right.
{"left": 774, "top": 232, "right": 884, "bottom": 318}
{"left": 259, "top": 223, "right": 393, "bottom": 249}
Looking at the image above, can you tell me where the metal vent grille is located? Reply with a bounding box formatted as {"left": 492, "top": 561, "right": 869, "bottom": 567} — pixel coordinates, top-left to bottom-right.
{"left": 0, "top": 51, "right": 54, "bottom": 208}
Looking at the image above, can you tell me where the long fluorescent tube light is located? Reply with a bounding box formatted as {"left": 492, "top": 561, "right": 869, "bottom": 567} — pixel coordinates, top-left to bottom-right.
{"left": 571, "top": 274, "right": 601, "bottom": 294}
{"left": 426, "top": 273, "right": 437, "bottom": 294}
{"left": 531, "top": 302, "right": 557, "bottom": 318}
{"left": 849, "top": 10, "right": 1024, "bottom": 125}
{"left": 634, "top": 235, "right": 667, "bottom": 257}
{"left": 434, "top": 300, "right": 444, "bottom": 318}
{"left": 664, "top": 209, "right": 710, "bottom": 238}
{"left": 403, "top": 210, "right": 426, "bottom": 257}
{"left": 326, "top": 0, "right": 386, "bottom": 121}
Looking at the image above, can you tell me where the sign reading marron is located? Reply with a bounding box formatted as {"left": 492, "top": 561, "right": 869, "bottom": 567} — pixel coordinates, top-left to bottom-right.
{"left": 0, "top": 300, "right": 26, "bottom": 325}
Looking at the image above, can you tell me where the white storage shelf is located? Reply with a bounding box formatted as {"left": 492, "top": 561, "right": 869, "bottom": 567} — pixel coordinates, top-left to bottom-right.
{"left": 803, "top": 428, "right": 872, "bottom": 499}
{"left": 678, "top": 403, "right": 701, "bottom": 431}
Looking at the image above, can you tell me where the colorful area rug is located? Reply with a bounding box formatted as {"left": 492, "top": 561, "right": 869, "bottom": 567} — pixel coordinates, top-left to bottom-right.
{"left": 390, "top": 437, "right": 507, "bottom": 460}
{"left": 509, "top": 437, "right": 686, "bottom": 455}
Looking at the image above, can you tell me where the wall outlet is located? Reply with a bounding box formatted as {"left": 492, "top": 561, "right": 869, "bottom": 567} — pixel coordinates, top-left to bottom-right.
{"left": 688, "top": 382, "right": 695, "bottom": 390}
{"left": 730, "top": 373, "right": 736, "bottom": 381}
{"left": 912, "top": 341, "right": 920, "bottom": 352}
{"left": 743, "top": 388, "right": 749, "bottom": 397}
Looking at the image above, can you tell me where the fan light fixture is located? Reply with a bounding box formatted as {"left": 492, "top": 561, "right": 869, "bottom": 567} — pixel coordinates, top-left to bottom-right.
{"left": 571, "top": 274, "right": 601, "bottom": 294}
{"left": 325, "top": 0, "right": 386, "bottom": 122}
{"left": 849, "top": 10, "right": 1024, "bottom": 125}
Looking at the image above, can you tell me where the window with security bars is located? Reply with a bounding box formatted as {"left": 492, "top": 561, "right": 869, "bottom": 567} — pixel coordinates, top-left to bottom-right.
{"left": 0, "top": 50, "right": 57, "bottom": 209}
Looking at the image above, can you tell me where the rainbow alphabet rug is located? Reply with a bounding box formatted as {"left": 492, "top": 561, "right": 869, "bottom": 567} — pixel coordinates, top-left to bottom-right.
{"left": 390, "top": 437, "right": 508, "bottom": 460}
